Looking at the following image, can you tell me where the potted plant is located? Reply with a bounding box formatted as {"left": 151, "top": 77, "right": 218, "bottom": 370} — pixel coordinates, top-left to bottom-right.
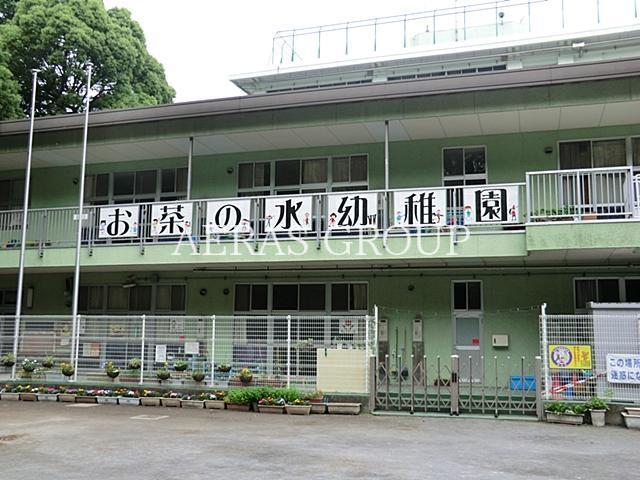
{"left": 238, "top": 367, "right": 253, "bottom": 386}
{"left": 19, "top": 385, "right": 39, "bottom": 401}
{"left": 60, "top": 362, "right": 75, "bottom": 379}
{"left": 128, "top": 358, "right": 142, "bottom": 370}
{"left": 0, "top": 384, "right": 21, "bottom": 401}
{"left": 192, "top": 370, "right": 205, "bottom": 383}
{"left": 21, "top": 358, "right": 38, "bottom": 376}
{"left": 116, "top": 388, "right": 140, "bottom": 406}
{"left": 173, "top": 360, "right": 188, "bottom": 372}
{"left": 160, "top": 390, "right": 182, "bottom": 407}
{"left": 217, "top": 363, "right": 231, "bottom": 373}
{"left": 257, "top": 396, "right": 285, "bottom": 414}
{"left": 204, "top": 390, "right": 227, "bottom": 410}
{"left": 225, "top": 389, "right": 252, "bottom": 412}
{"left": 585, "top": 397, "right": 608, "bottom": 427}
{"left": 0, "top": 353, "right": 16, "bottom": 368}
{"left": 181, "top": 392, "right": 207, "bottom": 408}
{"left": 104, "top": 361, "right": 120, "bottom": 380}
{"left": 75, "top": 388, "right": 97, "bottom": 404}
{"left": 286, "top": 398, "right": 312, "bottom": 415}
{"left": 140, "top": 389, "right": 163, "bottom": 406}
{"left": 327, "top": 402, "right": 361, "bottom": 415}
{"left": 95, "top": 389, "right": 119, "bottom": 405}
{"left": 156, "top": 364, "right": 171, "bottom": 383}
{"left": 57, "top": 386, "right": 78, "bottom": 403}
{"left": 36, "top": 385, "right": 59, "bottom": 402}
{"left": 304, "top": 390, "right": 326, "bottom": 414}
{"left": 41, "top": 355, "right": 56, "bottom": 369}
{"left": 545, "top": 401, "right": 586, "bottom": 425}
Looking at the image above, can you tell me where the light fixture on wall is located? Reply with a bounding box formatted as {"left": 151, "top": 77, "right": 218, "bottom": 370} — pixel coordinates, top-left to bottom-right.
{"left": 200, "top": 288, "right": 208, "bottom": 296}
{"left": 222, "top": 288, "right": 230, "bottom": 296}
{"left": 544, "top": 146, "right": 553, "bottom": 155}
{"left": 226, "top": 167, "right": 234, "bottom": 174}
{"left": 122, "top": 275, "right": 137, "bottom": 289}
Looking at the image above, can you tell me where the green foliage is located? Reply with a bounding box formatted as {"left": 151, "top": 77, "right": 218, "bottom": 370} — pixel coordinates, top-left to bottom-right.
{"left": 0, "top": 0, "right": 17, "bottom": 24}
{"left": 127, "top": 358, "right": 141, "bottom": 370}
{"left": 191, "top": 370, "right": 205, "bottom": 382}
{"left": 21, "top": 358, "right": 37, "bottom": 372}
{"left": 226, "top": 387, "right": 301, "bottom": 406}
{"left": 585, "top": 397, "right": 609, "bottom": 411}
{"left": 104, "top": 361, "right": 120, "bottom": 379}
{"left": 41, "top": 355, "right": 55, "bottom": 369}
{"left": 156, "top": 368, "right": 170, "bottom": 381}
{"left": 0, "top": 0, "right": 175, "bottom": 120}
{"left": 173, "top": 360, "right": 188, "bottom": 372}
{"left": 0, "top": 353, "right": 16, "bottom": 367}
{"left": 225, "top": 388, "right": 254, "bottom": 406}
{"left": 545, "top": 401, "right": 586, "bottom": 415}
{"left": 59, "top": 362, "right": 75, "bottom": 377}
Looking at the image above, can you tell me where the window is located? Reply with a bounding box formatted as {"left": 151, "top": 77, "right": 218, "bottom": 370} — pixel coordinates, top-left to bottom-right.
{"left": 299, "top": 284, "right": 326, "bottom": 311}
{"left": 272, "top": 284, "right": 299, "bottom": 310}
{"left": 633, "top": 138, "right": 640, "bottom": 169}
{"left": 237, "top": 155, "right": 368, "bottom": 196}
{"left": 331, "top": 283, "right": 368, "bottom": 312}
{"left": 0, "top": 178, "right": 25, "bottom": 211}
{"left": 79, "top": 284, "right": 185, "bottom": 313}
{"left": 452, "top": 281, "right": 482, "bottom": 311}
{"left": 559, "top": 139, "right": 627, "bottom": 169}
{"left": 85, "top": 168, "right": 187, "bottom": 205}
{"left": 574, "top": 277, "right": 639, "bottom": 310}
{"left": 156, "top": 285, "right": 186, "bottom": 311}
{"left": 0, "top": 289, "right": 18, "bottom": 310}
{"left": 443, "top": 146, "right": 487, "bottom": 186}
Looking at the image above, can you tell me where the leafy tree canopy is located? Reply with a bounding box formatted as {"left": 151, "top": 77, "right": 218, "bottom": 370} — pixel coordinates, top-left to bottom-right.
{"left": 0, "top": 0, "right": 175, "bottom": 119}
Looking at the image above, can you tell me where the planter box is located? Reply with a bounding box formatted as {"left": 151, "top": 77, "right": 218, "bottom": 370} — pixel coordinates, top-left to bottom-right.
{"left": 625, "top": 407, "right": 640, "bottom": 416}
{"left": 20, "top": 392, "right": 38, "bottom": 401}
{"left": 140, "top": 397, "right": 162, "bottom": 407}
{"left": 258, "top": 405, "right": 285, "bottom": 414}
{"left": 310, "top": 403, "right": 327, "bottom": 414}
{"left": 622, "top": 412, "right": 640, "bottom": 430}
{"left": 75, "top": 396, "right": 97, "bottom": 404}
{"left": 118, "top": 397, "right": 140, "bottom": 406}
{"left": 286, "top": 405, "right": 311, "bottom": 415}
{"left": 590, "top": 410, "right": 606, "bottom": 427}
{"left": 226, "top": 403, "right": 251, "bottom": 412}
{"left": 1, "top": 392, "right": 20, "bottom": 401}
{"left": 96, "top": 396, "right": 119, "bottom": 405}
{"left": 545, "top": 412, "right": 584, "bottom": 425}
{"left": 161, "top": 397, "right": 181, "bottom": 407}
{"left": 181, "top": 400, "right": 204, "bottom": 409}
{"left": 327, "top": 403, "right": 361, "bottom": 415}
{"left": 204, "top": 399, "right": 226, "bottom": 410}
{"left": 36, "top": 393, "right": 58, "bottom": 402}
{"left": 58, "top": 394, "right": 77, "bottom": 403}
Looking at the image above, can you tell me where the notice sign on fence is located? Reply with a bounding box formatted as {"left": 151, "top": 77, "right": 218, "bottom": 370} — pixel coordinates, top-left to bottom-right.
{"left": 606, "top": 354, "right": 640, "bottom": 383}
{"left": 549, "top": 345, "right": 592, "bottom": 369}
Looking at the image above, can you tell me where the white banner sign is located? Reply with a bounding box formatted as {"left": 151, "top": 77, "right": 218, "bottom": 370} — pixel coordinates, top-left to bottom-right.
{"left": 392, "top": 189, "right": 446, "bottom": 227}
{"left": 328, "top": 192, "right": 378, "bottom": 230}
{"left": 206, "top": 199, "right": 252, "bottom": 234}
{"left": 151, "top": 203, "right": 193, "bottom": 236}
{"left": 98, "top": 205, "right": 140, "bottom": 238}
{"left": 264, "top": 196, "right": 313, "bottom": 232}
{"left": 606, "top": 354, "right": 640, "bottom": 383}
{"left": 339, "top": 317, "right": 358, "bottom": 334}
{"left": 463, "top": 186, "right": 519, "bottom": 224}
{"left": 155, "top": 344, "right": 167, "bottom": 363}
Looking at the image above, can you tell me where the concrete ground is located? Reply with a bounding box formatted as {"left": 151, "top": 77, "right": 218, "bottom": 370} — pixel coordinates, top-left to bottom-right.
{"left": 0, "top": 401, "right": 638, "bottom": 480}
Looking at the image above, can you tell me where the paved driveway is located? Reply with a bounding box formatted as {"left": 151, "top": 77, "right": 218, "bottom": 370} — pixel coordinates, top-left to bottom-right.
{"left": 0, "top": 401, "right": 637, "bottom": 480}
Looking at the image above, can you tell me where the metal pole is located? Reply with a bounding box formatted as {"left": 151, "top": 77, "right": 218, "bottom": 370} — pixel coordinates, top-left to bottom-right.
{"left": 210, "top": 315, "right": 216, "bottom": 387}
{"left": 11, "top": 69, "right": 38, "bottom": 380}
{"left": 384, "top": 120, "right": 390, "bottom": 190}
{"left": 139, "top": 314, "right": 146, "bottom": 385}
{"left": 540, "top": 303, "right": 550, "bottom": 400}
{"left": 365, "top": 314, "right": 370, "bottom": 393}
{"left": 535, "top": 356, "right": 544, "bottom": 420}
{"left": 70, "top": 63, "right": 93, "bottom": 373}
{"left": 73, "top": 315, "right": 81, "bottom": 381}
{"left": 286, "top": 315, "right": 291, "bottom": 388}
{"left": 186, "top": 136, "right": 193, "bottom": 200}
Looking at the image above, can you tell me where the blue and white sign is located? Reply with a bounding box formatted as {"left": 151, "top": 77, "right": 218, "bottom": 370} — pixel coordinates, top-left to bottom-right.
{"left": 606, "top": 353, "right": 640, "bottom": 384}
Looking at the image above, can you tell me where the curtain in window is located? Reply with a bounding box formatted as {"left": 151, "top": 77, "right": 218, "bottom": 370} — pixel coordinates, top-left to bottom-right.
{"left": 592, "top": 139, "right": 626, "bottom": 167}
{"left": 559, "top": 142, "right": 591, "bottom": 169}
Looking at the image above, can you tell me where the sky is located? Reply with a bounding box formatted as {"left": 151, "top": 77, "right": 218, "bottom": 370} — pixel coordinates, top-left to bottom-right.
{"left": 102, "top": 0, "right": 460, "bottom": 101}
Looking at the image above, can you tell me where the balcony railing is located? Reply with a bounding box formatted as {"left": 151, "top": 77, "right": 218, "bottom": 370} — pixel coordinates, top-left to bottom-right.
{"left": 526, "top": 166, "right": 638, "bottom": 222}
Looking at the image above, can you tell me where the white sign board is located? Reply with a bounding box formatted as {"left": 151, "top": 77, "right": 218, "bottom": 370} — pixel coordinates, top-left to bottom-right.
{"left": 392, "top": 189, "right": 446, "bottom": 227}
{"left": 206, "top": 199, "right": 252, "bottom": 234}
{"left": 151, "top": 203, "right": 193, "bottom": 236}
{"left": 184, "top": 341, "right": 200, "bottom": 355}
{"left": 339, "top": 317, "right": 358, "bottom": 334}
{"left": 264, "top": 196, "right": 313, "bottom": 232}
{"left": 98, "top": 206, "right": 140, "bottom": 238}
{"left": 606, "top": 353, "right": 640, "bottom": 383}
{"left": 155, "top": 344, "right": 167, "bottom": 363}
{"left": 327, "top": 192, "right": 378, "bottom": 230}
{"left": 463, "top": 186, "right": 519, "bottom": 224}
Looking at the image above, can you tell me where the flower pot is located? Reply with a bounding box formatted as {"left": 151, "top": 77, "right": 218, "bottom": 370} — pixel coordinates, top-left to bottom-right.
{"left": 36, "top": 393, "right": 58, "bottom": 402}
{"left": 181, "top": 400, "right": 204, "bottom": 409}
{"left": 545, "top": 411, "right": 584, "bottom": 425}
{"left": 204, "top": 399, "right": 226, "bottom": 410}
{"left": 96, "top": 396, "right": 119, "bottom": 405}
{"left": 625, "top": 407, "right": 640, "bottom": 416}
{"left": 286, "top": 405, "right": 311, "bottom": 415}
{"left": 327, "top": 403, "right": 361, "bottom": 415}
{"left": 226, "top": 403, "right": 251, "bottom": 412}
{"left": 258, "top": 405, "right": 285, "bottom": 414}
{"left": 75, "top": 395, "right": 97, "bottom": 404}
{"left": 20, "top": 392, "right": 38, "bottom": 401}
{"left": 140, "top": 397, "right": 162, "bottom": 407}
{"left": 118, "top": 397, "right": 140, "bottom": 406}
{"left": 161, "top": 397, "right": 181, "bottom": 407}
{"left": 590, "top": 410, "right": 606, "bottom": 427}
{"left": 621, "top": 412, "right": 640, "bottom": 430}
{"left": 1, "top": 392, "right": 20, "bottom": 401}
{"left": 310, "top": 403, "right": 327, "bottom": 414}
{"left": 57, "top": 394, "right": 77, "bottom": 403}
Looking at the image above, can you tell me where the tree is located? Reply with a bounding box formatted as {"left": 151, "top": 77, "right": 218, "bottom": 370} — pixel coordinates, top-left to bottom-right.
{"left": 2, "top": 0, "right": 175, "bottom": 119}
{"left": 0, "top": 0, "right": 17, "bottom": 24}
{"left": 0, "top": 27, "right": 21, "bottom": 119}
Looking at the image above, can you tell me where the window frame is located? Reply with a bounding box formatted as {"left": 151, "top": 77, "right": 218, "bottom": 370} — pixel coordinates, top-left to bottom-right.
{"left": 451, "top": 280, "right": 483, "bottom": 312}
{"left": 78, "top": 283, "right": 187, "bottom": 314}
{"left": 573, "top": 276, "right": 640, "bottom": 311}
{"left": 441, "top": 145, "right": 488, "bottom": 186}
{"left": 557, "top": 136, "right": 634, "bottom": 170}
{"left": 0, "top": 177, "right": 26, "bottom": 211}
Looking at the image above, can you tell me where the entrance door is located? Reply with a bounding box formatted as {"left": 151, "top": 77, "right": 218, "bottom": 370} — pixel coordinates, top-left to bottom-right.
{"left": 453, "top": 313, "right": 482, "bottom": 383}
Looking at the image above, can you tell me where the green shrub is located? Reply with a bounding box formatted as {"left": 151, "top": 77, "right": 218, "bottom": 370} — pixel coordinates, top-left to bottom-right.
{"left": 545, "top": 401, "right": 586, "bottom": 415}
{"left": 585, "top": 397, "right": 609, "bottom": 411}
{"left": 226, "top": 389, "right": 254, "bottom": 405}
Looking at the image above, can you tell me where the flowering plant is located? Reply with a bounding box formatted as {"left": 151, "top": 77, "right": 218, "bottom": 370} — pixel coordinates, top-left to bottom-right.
{"left": 140, "top": 389, "right": 162, "bottom": 398}
{"left": 104, "top": 362, "right": 120, "bottom": 379}
{"left": 164, "top": 390, "right": 183, "bottom": 399}
{"left": 183, "top": 392, "right": 208, "bottom": 401}
{"left": 115, "top": 388, "right": 139, "bottom": 398}
{"left": 258, "top": 396, "right": 285, "bottom": 406}
{"left": 288, "top": 398, "right": 310, "bottom": 406}
{"left": 21, "top": 358, "right": 38, "bottom": 373}
{"left": 206, "top": 390, "right": 227, "bottom": 400}
{"left": 238, "top": 367, "right": 253, "bottom": 384}
{"left": 60, "top": 362, "right": 75, "bottom": 377}
{"left": 41, "top": 355, "right": 55, "bottom": 369}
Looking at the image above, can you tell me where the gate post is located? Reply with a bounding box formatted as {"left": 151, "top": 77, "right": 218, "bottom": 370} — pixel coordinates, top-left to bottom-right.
{"left": 535, "top": 355, "right": 544, "bottom": 421}
{"left": 540, "top": 303, "right": 551, "bottom": 400}
{"left": 450, "top": 355, "right": 460, "bottom": 416}
{"left": 369, "top": 355, "right": 376, "bottom": 412}
{"left": 209, "top": 315, "right": 216, "bottom": 387}
{"left": 139, "top": 315, "right": 146, "bottom": 385}
{"left": 286, "top": 315, "right": 291, "bottom": 388}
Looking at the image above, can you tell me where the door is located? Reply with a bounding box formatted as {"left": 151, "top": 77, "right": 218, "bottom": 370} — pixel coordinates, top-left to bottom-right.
{"left": 453, "top": 313, "right": 482, "bottom": 383}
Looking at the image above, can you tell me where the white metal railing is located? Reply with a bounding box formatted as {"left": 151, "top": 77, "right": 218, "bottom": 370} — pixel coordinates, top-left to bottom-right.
{"left": 634, "top": 174, "right": 640, "bottom": 217}
{"left": 526, "top": 166, "right": 636, "bottom": 222}
{"left": 0, "top": 182, "right": 526, "bottom": 252}
{"left": 0, "top": 313, "right": 377, "bottom": 394}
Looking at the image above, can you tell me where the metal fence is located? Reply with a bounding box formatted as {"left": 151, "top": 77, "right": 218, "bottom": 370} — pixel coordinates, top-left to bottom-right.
{"left": 0, "top": 313, "right": 376, "bottom": 394}
{"left": 374, "top": 353, "right": 541, "bottom": 416}
{"left": 539, "top": 309, "right": 640, "bottom": 403}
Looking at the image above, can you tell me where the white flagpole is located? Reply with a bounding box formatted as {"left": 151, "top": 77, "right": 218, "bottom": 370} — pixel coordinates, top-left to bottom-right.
{"left": 70, "top": 62, "right": 93, "bottom": 381}
{"left": 11, "top": 69, "right": 39, "bottom": 380}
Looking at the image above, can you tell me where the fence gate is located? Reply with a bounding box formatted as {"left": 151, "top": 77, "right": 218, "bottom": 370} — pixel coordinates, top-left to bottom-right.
{"left": 374, "top": 353, "right": 542, "bottom": 417}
